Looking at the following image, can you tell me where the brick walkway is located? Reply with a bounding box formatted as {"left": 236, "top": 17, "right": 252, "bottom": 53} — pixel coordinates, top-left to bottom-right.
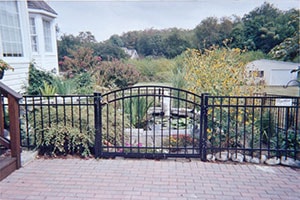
{"left": 0, "top": 158, "right": 299, "bottom": 200}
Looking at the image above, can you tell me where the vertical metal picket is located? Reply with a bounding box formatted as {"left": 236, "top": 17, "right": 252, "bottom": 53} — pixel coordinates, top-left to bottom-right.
{"left": 94, "top": 92, "right": 102, "bottom": 158}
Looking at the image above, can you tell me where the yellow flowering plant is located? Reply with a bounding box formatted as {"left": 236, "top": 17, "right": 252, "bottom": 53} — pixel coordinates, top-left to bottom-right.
{"left": 182, "top": 47, "right": 262, "bottom": 96}
{"left": 181, "top": 47, "right": 264, "bottom": 150}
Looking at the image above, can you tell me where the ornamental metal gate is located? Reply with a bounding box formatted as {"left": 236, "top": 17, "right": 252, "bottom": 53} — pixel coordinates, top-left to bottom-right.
{"left": 94, "top": 86, "right": 299, "bottom": 161}
{"left": 94, "top": 86, "right": 207, "bottom": 160}
{"left": 19, "top": 86, "right": 299, "bottom": 161}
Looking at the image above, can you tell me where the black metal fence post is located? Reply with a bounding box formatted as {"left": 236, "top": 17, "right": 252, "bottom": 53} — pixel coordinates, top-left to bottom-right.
{"left": 200, "top": 93, "right": 209, "bottom": 161}
{"left": 94, "top": 92, "right": 102, "bottom": 158}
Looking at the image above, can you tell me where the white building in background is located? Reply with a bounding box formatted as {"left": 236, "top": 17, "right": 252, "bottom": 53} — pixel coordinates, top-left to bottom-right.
{"left": 0, "top": 0, "right": 58, "bottom": 93}
{"left": 246, "top": 59, "right": 299, "bottom": 86}
{"left": 121, "top": 47, "right": 139, "bottom": 59}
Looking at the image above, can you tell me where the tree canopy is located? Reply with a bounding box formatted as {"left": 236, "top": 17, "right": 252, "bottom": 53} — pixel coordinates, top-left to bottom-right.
{"left": 57, "top": 2, "right": 299, "bottom": 62}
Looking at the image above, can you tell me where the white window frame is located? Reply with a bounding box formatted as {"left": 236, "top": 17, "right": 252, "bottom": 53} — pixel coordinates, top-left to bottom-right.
{"left": 0, "top": 1, "right": 23, "bottom": 57}
{"left": 29, "top": 17, "right": 38, "bottom": 52}
{"left": 43, "top": 19, "right": 52, "bottom": 52}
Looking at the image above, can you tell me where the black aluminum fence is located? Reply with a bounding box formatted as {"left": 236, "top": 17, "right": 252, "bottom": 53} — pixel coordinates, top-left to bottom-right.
{"left": 204, "top": 95, "right": 299, "bottom": 161}
{"left": 19, "top": 86, "right": 300, "bottom": 161}
{"left": 20, "top": 95, "right": 95, "bottom": 156}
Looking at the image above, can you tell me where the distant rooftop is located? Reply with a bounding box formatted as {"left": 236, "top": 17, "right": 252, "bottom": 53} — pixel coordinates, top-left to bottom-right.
{"left": 27, "top": 0, "right": 57, "bottom": 15}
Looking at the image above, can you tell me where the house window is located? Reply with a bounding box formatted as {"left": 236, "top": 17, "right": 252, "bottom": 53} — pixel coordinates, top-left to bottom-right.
{"left": 0, "top": 1, "right": 23, "bottom": 57}
{"left": 29, "top": 17, "right": 38, "bottom": 52}
{"left": 43, "top": 19, "right": 52, "bottom": 52}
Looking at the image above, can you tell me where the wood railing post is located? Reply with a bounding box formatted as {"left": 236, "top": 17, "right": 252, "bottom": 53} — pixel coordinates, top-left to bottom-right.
{"left": 8, "top": 94, "right": 21, "bottom": 169}
{"left": 0, "top": 82, "right": 22, "bottom": 170}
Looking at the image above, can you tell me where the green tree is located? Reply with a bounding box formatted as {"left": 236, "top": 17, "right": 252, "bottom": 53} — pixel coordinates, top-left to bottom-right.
{"left": 77, "top": 31, "right": 97, "bottom": 43}
{"left": 120, "top": 31, "right": 140, "bottom": 49}
{"left": 194, "top": 17, "right": 234, "bottom": 50}
{"left": 136, "top": 29, "right": 164, "bottom": 57}
{"left": 57, "top": 34, "right": 81, "bottom": 61}
{"left": 163, "top": 28, "right": 191, "bottom": 58}
{"left": 229, "top": 15, "right": 248, "bottom": 50}
{"left": 242, "top": 2, "right": 285, "bottom": 53}
{"left": 268, "top": 32, "right": 300, "bottom": 62}
{"left": 93, "top": 42, "right": 128, "bottom": 61}
{"left": 195, "top": 17, "right": 220, "bottom": 49}
{"left": 268, "top": 9, "right": 300, "bottom": 62}
{"left": 107, "top": 34, "right": 124, "bottom": 47}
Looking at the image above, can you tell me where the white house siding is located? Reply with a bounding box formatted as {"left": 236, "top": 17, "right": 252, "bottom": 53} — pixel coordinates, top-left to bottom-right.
{"left": 1, "top": 61, "right": 29, "bottom": 93}
{"left": 0, "top": 0, "right": 58, "bottom": 93}
{"left": 0, "top": 1, "right": 31, "bottom": 93}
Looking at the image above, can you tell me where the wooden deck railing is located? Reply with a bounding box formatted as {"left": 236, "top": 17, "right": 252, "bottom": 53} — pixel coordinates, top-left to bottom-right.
{"left": 0, "top": 81, "right": 22, "bottom": 169}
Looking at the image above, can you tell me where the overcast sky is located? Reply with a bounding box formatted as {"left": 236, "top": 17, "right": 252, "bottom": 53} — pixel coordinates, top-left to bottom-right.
{"left": 47, "top": 0, "right": 299, "bottom": 42}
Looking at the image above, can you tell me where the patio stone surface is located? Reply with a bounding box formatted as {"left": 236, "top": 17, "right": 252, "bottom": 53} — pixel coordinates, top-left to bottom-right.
{"left": 0, "top": 158, "right": 299, "bottom": 200}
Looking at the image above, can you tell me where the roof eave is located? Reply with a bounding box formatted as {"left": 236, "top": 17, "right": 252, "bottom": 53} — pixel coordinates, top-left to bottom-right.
{"left": 28, "top": 8, "right": 57, "bottom": 18}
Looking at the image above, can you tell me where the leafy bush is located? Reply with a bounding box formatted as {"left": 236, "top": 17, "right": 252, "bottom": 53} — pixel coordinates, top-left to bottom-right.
{"left": 37, "top": 124, "right": 93, "bottom": 157}
{"left": 25, "top": 63, "right": 55, "bottom": 95}
{"left": 73, "top": 72, "right": 94, "bottom": 94}
{"left": 26, "top": 97, "right": 128, "bottom": 156}
{"left": 29, "top": 104, "right": 94, "bottom": 157}
{"left": 59, "top": 46, "right": 101, "bottom": 76}
{"left": 277, "top": 129, "right": 300, "bottom": 156}
{"left": 26, "top": 62, "right": 95, "bottom": 95}
{"left": 93, "top": 59, "right": 140, "bottom": 89}
{"left": 205, "top": 98, "right": 261, "bottom": 151}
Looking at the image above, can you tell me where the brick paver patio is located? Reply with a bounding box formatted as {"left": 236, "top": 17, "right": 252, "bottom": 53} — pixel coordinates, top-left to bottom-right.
{"left": 0, "top": 158, "right": 299, "bottom": 200}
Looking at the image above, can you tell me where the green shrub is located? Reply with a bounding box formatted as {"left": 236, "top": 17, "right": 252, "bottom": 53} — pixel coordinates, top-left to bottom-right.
{"left": 26, "top": 99, "right": 128, "bottom": 156}
{"left": 29, "top": 105, "right": 94, "bottom": 157}
{"left": 73, "top": 72, "right": 94, "bottom": 94}
{"left": 37, "top": 124, "right": 93, "bottom": 157}
{"left": 94, "top": 59, "right": 140, "bottom": 89}
{"left": 25, "top": 63, "right": 55, "bottom": 95}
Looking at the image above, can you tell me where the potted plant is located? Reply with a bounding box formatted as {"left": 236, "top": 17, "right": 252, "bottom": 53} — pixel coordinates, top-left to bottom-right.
{"left": 0, "top": 59, "right": 14, "bottom": 79}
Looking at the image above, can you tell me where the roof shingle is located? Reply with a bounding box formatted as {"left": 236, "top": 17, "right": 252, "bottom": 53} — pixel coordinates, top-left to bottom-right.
{"left": 27, "top": 0, "right": 57, "bottom": 15}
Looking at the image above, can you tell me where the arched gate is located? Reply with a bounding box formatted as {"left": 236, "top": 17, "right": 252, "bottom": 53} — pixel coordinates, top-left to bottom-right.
{"left": 94, "top": 85, "right": 207, "bottom": 160}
